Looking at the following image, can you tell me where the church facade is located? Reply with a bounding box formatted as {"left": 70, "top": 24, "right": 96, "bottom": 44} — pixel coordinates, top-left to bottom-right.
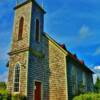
{"left": 7, "top": 0, "right": 94, "bottom": 100}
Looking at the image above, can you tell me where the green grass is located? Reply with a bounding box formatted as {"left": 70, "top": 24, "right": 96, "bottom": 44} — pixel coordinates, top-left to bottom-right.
{"left": 73, "top": 93, "right": 100, "bottom": 100}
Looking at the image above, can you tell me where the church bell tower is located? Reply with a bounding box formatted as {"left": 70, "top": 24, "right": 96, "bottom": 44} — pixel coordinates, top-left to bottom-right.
{"left": 8, "top": 0, "right": 45, "bottom": 98}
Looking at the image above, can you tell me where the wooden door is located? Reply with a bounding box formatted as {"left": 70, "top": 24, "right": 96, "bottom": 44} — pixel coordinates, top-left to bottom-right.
{"left": 34, "top": 81, "right": 41, "bottom": 100}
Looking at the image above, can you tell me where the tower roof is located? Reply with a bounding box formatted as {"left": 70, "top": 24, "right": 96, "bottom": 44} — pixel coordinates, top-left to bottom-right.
{"left": 14, "top": 0, "right": 46, "bottom": 14}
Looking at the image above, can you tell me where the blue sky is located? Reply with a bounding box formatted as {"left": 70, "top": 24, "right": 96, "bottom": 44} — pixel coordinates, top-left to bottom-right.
{"left": 0, "top": 0, "right": 100, "bottom": 82}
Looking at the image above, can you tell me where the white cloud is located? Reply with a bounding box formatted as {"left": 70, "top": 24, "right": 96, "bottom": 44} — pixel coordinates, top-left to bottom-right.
{"left": 93, "top": 66, "right": 100, "bottom": 78}
{"left": 93, "top": 74, "right": 98, "bottom": 84}
{"left": 0, "top": 71, "right": 8, "bottom": 82}
{"left": 93, "top": 65, "right": 100, "bottom": 84}
{"left": 94, "top": 47, "right": 100, "bottom": 56}
{"left": 93, "top": 74, "right": 100, "bottom": 84}
{"left": 94, "top": 66, "right": 100, "bottom": 70}
{"left": 79, "top": 25, "right": 91, "bottom": 39}
{"left": 65, "top": 25, "right": 94, "bottom": 48}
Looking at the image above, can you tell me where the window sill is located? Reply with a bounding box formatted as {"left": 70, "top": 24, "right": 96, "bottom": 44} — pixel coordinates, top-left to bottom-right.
{"left": 17, "top": 38, "right": 23, "bottom": 41}
{"left": 35, "top": 39, "right": 41, "bottom": 43}
{"left": 13, "top": 92, "right": 20, "bottom": 95}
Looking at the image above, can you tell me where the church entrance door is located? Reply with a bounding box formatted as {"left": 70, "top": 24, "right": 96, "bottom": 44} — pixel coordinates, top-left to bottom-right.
{"left": 34, "top": 81, "right": 41, "bottom": 100}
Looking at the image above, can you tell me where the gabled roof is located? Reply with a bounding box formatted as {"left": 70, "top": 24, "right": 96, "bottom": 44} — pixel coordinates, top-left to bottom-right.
{"left": 60, "top": 44, "right": 94, "bottom": 74}
{"left": 43, "top": 32, "right": 94, "bottom": 74}
{"left": 43, "top": 33, "right": 69, "bottom": 55}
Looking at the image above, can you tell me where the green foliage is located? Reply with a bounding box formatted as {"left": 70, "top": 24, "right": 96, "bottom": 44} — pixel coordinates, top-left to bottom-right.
{"left": 94, "top": 77, "right": 100, "bottom": 93}
{"left": 0, "top": 90, "right": 26, "bottom": 100}
{"left": 73, "top": 93, "right": 100, "bottom": 100}
{"left": 0, "top": 82, "right": 8, "bottom": 100}
{"left": 73, "top": 77, "right": 100, "bottom": 100}
{"left": 0, "top": 89, "right": 8, "bottom": 94}
{"left": 0, "top": 82, "right": 26, "bottom": 100}
{"left": 0, "top": 89, "right": 9, "bottom": 100}
{"left": 12, "top": 94, "right": 27, "bottom": 100}
{"left": 0, "top": 82, "right": 6, "bottom": 90}
{"left": 30, "top": 48, "right": 44, "bottom": 58}
{"left": 79, "top": 82, "right": 86, "bottom": 94}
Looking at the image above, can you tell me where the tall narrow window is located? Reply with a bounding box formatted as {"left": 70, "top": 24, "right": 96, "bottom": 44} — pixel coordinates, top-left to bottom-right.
{"left": 14, "top": 63, "right": 20, "bottom": 92}
{"left": 18, "top": 17, "right": 24, "bottom": 40}
{"left": 83, "top": 72, "right": 86, "bottom": 85}
{"left": 35, "top": 19, "right": 40, "bottom": 42}
{"left": 83, "top": 72, "right": 87, "bottom": 91}
{"left": 72, "top": 65, "right": 77, "bottom": 95}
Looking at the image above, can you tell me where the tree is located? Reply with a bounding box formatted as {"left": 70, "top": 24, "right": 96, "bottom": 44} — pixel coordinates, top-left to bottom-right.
{"left": 94, "top": 77, "right": 100, "bottom": 93}
{"left": 0, "top": 82, "right": 6, "bottom": 90}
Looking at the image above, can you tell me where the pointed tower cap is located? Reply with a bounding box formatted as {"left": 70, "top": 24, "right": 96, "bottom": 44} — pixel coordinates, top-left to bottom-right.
{"left": 14, "top": 0, "right": 46, "bottom": 14}
{"left": 32, "top": 0, "right": 46, "bottom": 14}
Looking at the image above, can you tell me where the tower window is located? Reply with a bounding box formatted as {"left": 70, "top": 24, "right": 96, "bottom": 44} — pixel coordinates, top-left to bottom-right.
{"left": 18, "top": 17, "right": 24, "bottom": 40}
{"left": 35, "top": 19, "right": 40, "bottom": 42}
{"left": 14, "top": 63, "right": 20, "bottom": 92}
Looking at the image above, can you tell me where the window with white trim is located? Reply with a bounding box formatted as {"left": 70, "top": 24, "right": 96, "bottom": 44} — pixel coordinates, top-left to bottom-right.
{"left": 14, "top": 63, "right": 20, "bottom": 92}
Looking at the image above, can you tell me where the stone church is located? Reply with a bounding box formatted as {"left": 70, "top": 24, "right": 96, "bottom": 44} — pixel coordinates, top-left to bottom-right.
{"left": 7, "top": 0, "right": 94, "bottom": 100}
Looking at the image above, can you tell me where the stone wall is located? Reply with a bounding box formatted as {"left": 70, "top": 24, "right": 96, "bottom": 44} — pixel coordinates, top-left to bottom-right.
{"left": 48, "top": 40, "right": 68, "bottom": 100}
{"left": 11, "top": 2, "right": 32, "bottom": 51}
{"left": 8, "top": 2, "right": 32, "bottom": 96}
{"left": 8, "top": 51, "right": 29, "bottom": 95}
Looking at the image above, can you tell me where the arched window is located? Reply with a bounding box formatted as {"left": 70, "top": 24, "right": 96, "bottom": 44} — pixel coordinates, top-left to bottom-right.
{"left": 35, "top": 19, "right": 40, "bottom": 42}
{"left": 14, "top": 63, "right": 20, "bottom": 92}
{"left": 18, "top": 17, "right": 24, "bottom": 40}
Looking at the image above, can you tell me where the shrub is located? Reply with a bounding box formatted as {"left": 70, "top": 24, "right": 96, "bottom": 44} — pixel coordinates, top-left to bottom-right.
{"left": 78, "top": 81, "right": 87, "bottom": 95}
{"left": 12, "top": 94, "right": 27, "bottom": 100}
{"left": 0, "top": 89, "right": 26, "bottom": 100}
{"left": 94, "top": 77, "right": 100, "bottom": 93}
{"left": 0, "top": 82, "right": 6, "bottom": 90}
{"left": 0, "top": 81, "right": 26, "bottom": 100}
{"left": 0, "top": 89, "right": 8, "bottom": 100}
{"left": 73, "top": 93, "right": 100, "bottom": 100}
